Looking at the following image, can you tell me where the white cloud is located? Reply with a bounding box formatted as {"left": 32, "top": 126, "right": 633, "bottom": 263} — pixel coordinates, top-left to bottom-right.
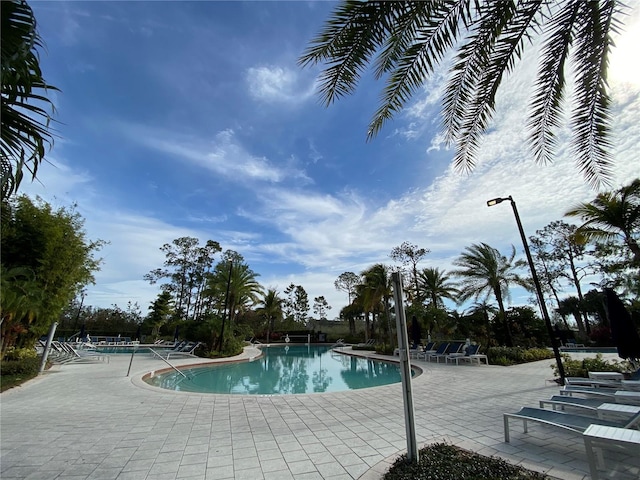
{"left": 118, "top": 124, "right": 311, "bottom": 185}
{"left": 246, "top": 65, "right": 315, "bottom": 104}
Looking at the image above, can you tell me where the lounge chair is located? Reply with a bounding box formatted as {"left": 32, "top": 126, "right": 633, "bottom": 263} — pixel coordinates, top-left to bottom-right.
{"left": 431, "top": 342, "right": 463, "bottom": 363}
{"left": 411, "top": 342, "right": 434, "bottom": 360}
{"left": 560, "top": 385, "right": 623, "bottom": 399}
{"left": 64, "top": 343, "right": 109, "bottom": 363}
{"left": 583, "top": 425, "right": 640, "bottom": 480}
{"left": 540, "top": 395, "right": 610, "bottom": 412}
{"left": 416, "top": 342, "right": 437, "bottom": 360}
{"left": 503, "top": 407, "right": 640, "bottom": 443}
{"left": 166, "top": 341, "right": 202, "bottom": 359}
{"left": 565, "top": 377, "right": 622, "bottom": 389}
{"left": 447, "top": 344, "right": 488, "bottom": 365}
{"left": 424, "top": 342, "right": 449, "bottom": 362}
{"left": 356, "top": 339, "right": 375, "bottom": 348}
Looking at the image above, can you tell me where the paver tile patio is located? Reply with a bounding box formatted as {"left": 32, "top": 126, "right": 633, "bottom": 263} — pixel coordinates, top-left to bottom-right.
{"left": 2, "top": 348, "right": 635, "bottom": 479}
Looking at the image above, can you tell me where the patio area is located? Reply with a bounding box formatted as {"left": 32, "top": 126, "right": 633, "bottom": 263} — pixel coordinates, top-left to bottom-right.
{"left": 0, "top": 348, "right": 633, "bottom": 480}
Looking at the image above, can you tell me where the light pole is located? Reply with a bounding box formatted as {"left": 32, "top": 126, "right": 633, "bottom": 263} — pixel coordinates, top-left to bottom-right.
{"left": 487, "top": 196, "right": 566, "bottom": 385}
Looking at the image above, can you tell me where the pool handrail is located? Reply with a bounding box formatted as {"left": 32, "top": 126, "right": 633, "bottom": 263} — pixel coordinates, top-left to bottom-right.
{"left": 148, "top": 348, "right": 187, "bottom": 378}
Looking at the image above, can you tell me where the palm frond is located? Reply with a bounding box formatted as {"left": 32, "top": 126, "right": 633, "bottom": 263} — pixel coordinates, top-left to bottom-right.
{"left": 449, "top": 1, "right": 542, "bottom": 171}
{"left": 1, "top": 0, "right": 58, "bottom": 199}
{"left": 298, "top": 1, "right": 404, "bottom": 106}
{"left": 569, "top": 0, "right": 617, "bottom": 189}
{"left": 443, "top": 1, "right": 515, "bottom": 146}
{"left": 368, "top": 1, "right": 473, "bottom": 139}
{"left": 527, "top": 1, "right": 578, "bottom": 165}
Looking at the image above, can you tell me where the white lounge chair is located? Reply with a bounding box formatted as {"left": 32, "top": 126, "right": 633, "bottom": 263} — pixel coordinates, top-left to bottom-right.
{"left": 503, "top": 407, "right": 640, "bottom": 443}
{"left": 166, "top": 341, "right": 202, "bottom": 359}
{"left": 583, "top": 424, "right": 640, "bottom": 480}
{"left": 431, "top": 342, "right": 463, "bottom": 363}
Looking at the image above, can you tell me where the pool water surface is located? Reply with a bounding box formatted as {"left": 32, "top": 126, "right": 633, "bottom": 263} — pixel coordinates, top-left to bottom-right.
{"left": 144, "top": 345, "right": 408, "bottom": 395}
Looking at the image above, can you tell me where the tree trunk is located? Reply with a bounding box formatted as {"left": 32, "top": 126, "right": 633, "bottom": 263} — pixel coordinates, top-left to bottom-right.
{"left": 567, "top": 248, "right": 590, "bottom": 335}
{"left": 495, "top": 288, "right": 513, "bottom": 347}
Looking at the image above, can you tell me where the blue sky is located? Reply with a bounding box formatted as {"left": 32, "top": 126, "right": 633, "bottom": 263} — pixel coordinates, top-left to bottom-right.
{"left": 25, "top": 1, "right": 640, "bottom": 317}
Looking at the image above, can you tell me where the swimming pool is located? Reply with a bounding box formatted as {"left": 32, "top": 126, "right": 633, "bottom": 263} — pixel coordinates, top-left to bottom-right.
{"left": 144, "top": 345, "right": 410, "bottom": 395}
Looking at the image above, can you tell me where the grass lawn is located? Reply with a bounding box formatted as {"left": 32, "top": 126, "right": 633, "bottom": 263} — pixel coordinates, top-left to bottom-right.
{"left": 0, "top": 372, "right": 39, "bottom": 392}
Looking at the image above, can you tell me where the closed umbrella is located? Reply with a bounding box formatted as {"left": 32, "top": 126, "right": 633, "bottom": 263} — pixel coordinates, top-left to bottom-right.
{"left": 410, "top": 316, "right": 422, "bottom": 348}
{"left": 79, "top": 324, "right": 86, "bottom": 342}
{"left": 135, "top": 325, "right": 141, "bottom": 342}
{"left": 604, "top": 288, "right": 640, "bottom": 369}
{"left": 173, "top": 325, "right": 180, "bottom": 343}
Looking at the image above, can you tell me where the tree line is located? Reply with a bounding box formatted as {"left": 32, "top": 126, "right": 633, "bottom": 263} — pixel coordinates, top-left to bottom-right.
{"left": 335, "top": 179, "right": 639, "bottom": 349}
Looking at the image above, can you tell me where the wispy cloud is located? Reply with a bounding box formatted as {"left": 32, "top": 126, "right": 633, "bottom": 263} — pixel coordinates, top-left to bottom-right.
{"left": 118, "top": 124, "right": 311, "bottom": 185}
{"left": 246, "top": 65, "right": 315, "bottom": 104}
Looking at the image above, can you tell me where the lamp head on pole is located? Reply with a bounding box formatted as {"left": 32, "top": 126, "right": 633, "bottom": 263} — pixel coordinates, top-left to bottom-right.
{"left": 486, "top": 196, "right": 512, "bottom": 207}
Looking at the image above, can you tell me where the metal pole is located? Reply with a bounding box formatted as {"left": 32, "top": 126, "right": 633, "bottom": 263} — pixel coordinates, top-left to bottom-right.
{"left": 126, "top": 345, "right": 138, "bottom": 377}
{"left": 391, "top": 272, "right": 419, "bottom": 463}
{"left": 39, "top": 322, "right": 58, "bottom": 374}
{"left": 508, "top": 197, "right": 566, "bottom": 384}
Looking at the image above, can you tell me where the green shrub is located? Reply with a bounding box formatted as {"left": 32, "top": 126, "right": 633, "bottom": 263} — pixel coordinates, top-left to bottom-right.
{"left": 486, "top": 347, "right": 553, "bottom": 366}
{"left": 3, "top": 347, "right": 38, "bottom": 361}
{"left": 1, "top": 356, "right": 40, "bottom": 376}
{"left": 208, "top": 335, "right": 244, "bottom": 358}
{"left": 375, "top": 343, "right": 395, "bottom": 355}
{"left": 384, "top": 442, "right": 548, "bottom": 479}
{"left": 552, "top": 353, "right": 626, "bottom": 378}
{"left": 352, "top": 344, "right": 376, "bottom": 351}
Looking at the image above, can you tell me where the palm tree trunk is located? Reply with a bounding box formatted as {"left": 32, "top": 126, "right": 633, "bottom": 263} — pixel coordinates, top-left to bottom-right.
{"left": 384, "top": 297, "right": 394, "bottom": 348}
{"left": 625, "top": 235, "right": 640, "bottom": 265}
{"left": 494, "top": 288, "right": 513, "bottom": 347}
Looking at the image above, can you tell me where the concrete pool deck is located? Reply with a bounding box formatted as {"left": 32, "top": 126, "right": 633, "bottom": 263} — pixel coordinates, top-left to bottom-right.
{"left": 0, "top": 348, "right": 636, "bottom": 480}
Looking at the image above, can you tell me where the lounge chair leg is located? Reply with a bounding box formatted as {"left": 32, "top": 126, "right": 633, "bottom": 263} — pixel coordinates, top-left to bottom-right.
{"left": 504, "top": 415, "right": 510, "bottom": 443}
{"left": 523, "top": 419, "right": 528, "bottom": 434}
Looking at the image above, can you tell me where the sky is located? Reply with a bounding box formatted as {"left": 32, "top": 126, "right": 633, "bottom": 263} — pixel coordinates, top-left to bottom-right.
{"left": 23, "top": 1, "right": 640, "bottom": 319}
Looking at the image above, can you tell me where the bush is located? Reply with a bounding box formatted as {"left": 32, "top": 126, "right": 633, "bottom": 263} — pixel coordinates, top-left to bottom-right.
{"left": 352, "top": 344, "right": 376, "bottom": 351}
{"left": 552, "top": 353, "right": 626, "bottom": 378}
{"left": 207, "top": 335, "right": 244, "bottom": 358}
{"left": 375, "top": 343, "right": 395, "bottom": 355}
{"left": 1, "top": 356, "right": 40, "bottom": 376}
{"left": 3, "top": 347, "right": 38, "bottom": 361}
{"left": 486, "top": 347, "right": 553, "bottom": 366}
{"left": 384, "top": 443, "right": 548, "bottom": 479}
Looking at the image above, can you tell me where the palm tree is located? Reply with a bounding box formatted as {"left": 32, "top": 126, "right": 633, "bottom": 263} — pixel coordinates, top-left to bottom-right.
{"left": 418, "top": 267, "right": 459, "bottom": 308}
{"left": 299, "top": 1, "right": 623, "bottom": 187}
{"left": 565, "top": 178, "right": 640, "bottom": 265}
{"left": 257, "top": 289, "right": 284, "bottom": 343}
{"left": 557, "top": 296, "right": 588, "bottom": 340}
{"left": 1, "top": 0, "right": 58, "bottom": 200}
{"left": 205, "top": 260, "right": 263, "bottom": 326}
{"left": 361, "top": 264, "right": 394, "bottom": 346}
{"left": 452, "top": 243, "right": 521, "bottom": 347}
{"left": 466, "top": 301, "right": 498, "bottom": 344}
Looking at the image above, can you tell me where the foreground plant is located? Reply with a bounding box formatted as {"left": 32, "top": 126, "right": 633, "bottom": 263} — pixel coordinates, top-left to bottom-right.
{"left": 384, "top": 443, "right": 548, "bottom": 480}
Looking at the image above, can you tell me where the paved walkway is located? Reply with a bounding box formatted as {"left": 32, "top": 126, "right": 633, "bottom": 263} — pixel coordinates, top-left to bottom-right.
{"left": 0, "top": 348, "right": 635, "bottom": 480}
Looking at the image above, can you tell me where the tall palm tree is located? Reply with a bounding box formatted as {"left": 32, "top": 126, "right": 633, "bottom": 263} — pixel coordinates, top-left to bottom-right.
{"left": 418, "top": 267, "right": 459, "bottom": 308}
{"left": 466, "top": 301, "right": 498, "bottom": 332}
{"left": 205, "top": 261, "right": 264, "bottom": 325}
{"left": 300, "top": 1, "right": 623, "bottom": 187}
{"left": 361, "top": 264, "right": 394, "bottom": 346}
{"left": 452, "top": 243, "right": 521, "bottom": 347}
{"left": 1, "top": 0, "right": 58, "bottom": 199}
{"left": 565, "top": 178, "right": 640, "bottom": 265}
{"left": 257, "top": 289, "right": 284, "bottom": 343}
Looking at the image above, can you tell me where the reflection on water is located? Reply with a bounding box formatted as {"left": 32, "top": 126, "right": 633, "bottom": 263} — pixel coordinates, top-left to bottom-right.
{"left": 146, "top": 345, "right": 405, "bottom": 395}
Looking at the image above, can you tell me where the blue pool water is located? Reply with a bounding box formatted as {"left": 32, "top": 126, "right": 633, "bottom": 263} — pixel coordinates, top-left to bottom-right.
{"left": 144, "top": 345, "right": 408, "bottom": 395}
